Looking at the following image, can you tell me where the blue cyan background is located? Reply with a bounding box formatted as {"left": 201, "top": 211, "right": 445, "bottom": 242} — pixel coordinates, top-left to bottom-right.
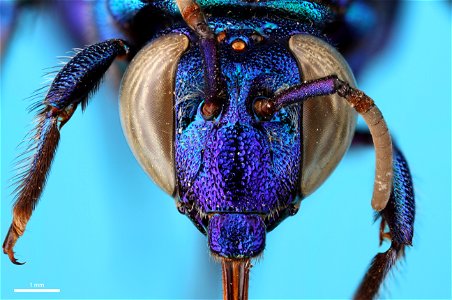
{"left": 1, "top": 1, "right": 451, "bottom": 299}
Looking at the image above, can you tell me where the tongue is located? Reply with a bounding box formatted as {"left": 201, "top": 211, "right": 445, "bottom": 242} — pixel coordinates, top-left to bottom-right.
{"left": 208, "top": 214, "right": 266, "bottom": 258}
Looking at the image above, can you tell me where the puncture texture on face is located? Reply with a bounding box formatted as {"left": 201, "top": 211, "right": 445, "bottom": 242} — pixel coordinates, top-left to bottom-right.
{"left": 174, "top": 18, "right": 311, "bottom": 257}
{"left": 3, "top": 1, "right": 415, "bottom": 299}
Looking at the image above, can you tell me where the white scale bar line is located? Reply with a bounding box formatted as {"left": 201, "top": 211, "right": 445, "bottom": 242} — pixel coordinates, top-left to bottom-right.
{"left": 14, "top": 289, "right": 61, "bottom": 293}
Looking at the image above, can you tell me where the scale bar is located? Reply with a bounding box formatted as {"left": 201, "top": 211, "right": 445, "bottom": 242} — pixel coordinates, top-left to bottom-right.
{"left": 14, "top": 289, "right": 60, "bottom": 293}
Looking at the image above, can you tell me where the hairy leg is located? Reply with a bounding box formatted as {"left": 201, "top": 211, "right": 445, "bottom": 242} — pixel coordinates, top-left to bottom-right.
{"left": 352, "top": 130, "right": 415, "bottom": 300}
{"left": 3, "top": 39, "right": 129, "bottom": 264}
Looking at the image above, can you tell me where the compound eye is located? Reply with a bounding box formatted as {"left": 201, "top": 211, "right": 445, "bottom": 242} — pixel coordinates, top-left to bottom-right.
{"left": 120, "top": 33, "right": 189, "bottom": 196}
{"left": 288, "top": 34, "right": 357, "bottom": 198}
{"left": 253, "top": 96, "right": 275, "bottom": 121}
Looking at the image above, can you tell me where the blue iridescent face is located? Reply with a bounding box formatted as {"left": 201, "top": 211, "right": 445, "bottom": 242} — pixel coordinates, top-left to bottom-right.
{"left": 120, "top": 13, "right": 357, "bottom": 259}
{"left": 174, "top": 19, "right": 304, "bottom": 258}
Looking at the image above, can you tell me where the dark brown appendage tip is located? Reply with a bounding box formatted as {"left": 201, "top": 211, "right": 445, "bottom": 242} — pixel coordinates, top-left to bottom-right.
{"left": 222, "top": 258, "right": 251, "bottom": 300}
{"left": 3, "top": 113, "right": 60, "bottom": 266}
{"left": 3, "top": 225, "right": 25, "bottom": 265}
